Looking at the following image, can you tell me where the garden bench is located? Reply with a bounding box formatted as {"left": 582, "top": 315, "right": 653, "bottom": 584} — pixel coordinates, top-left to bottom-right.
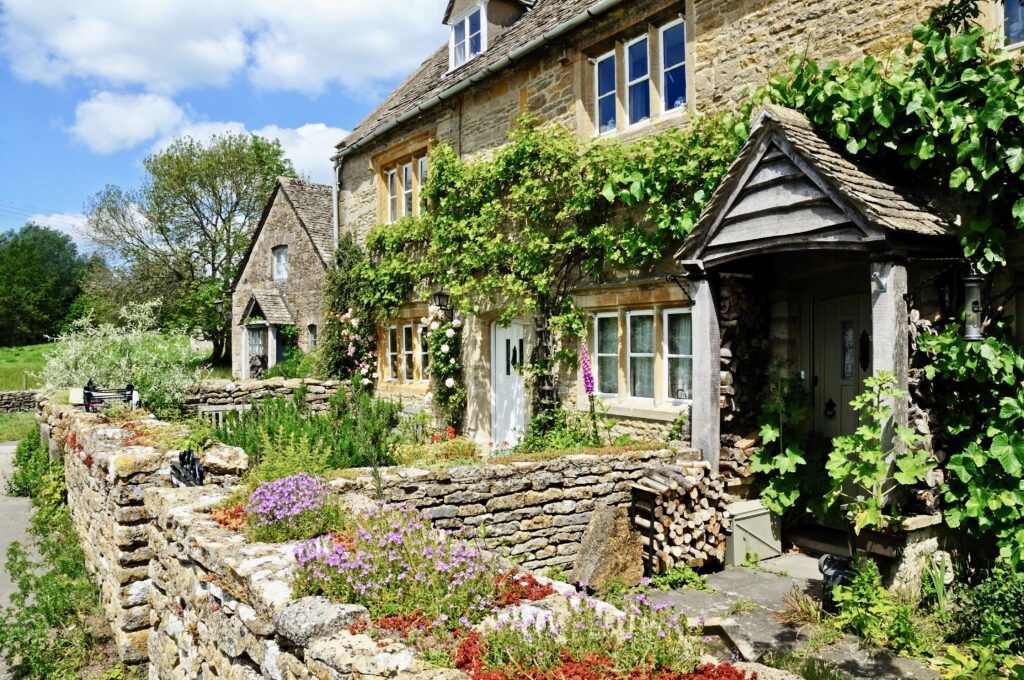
{"left": 83, "top": 379, "right": 140, "bottom": 413}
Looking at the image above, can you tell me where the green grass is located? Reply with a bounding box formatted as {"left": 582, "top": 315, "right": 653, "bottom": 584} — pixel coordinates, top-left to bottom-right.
{"left": 0, "top": 343, "right": 52, "bottom": 390}
{"left": 0, "top": 413, "right": 37, "bottom": 443}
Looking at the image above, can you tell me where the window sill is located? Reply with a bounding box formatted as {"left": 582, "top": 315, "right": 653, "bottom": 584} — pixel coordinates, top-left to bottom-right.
{"left": 575, "top": 395, "right": 689, "bottom": 421}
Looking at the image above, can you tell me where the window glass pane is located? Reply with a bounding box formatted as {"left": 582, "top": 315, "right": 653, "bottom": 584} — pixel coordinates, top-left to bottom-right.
{"left": 419, "top": 157, "right": 428, "bottom": 183}
{"left": 468, "top": 10, "right": 481, "bottom": 35}
{"left": 454, "top": 41, "right": 466, "bottom": 66}
{"left": 469, "top": 32, "right": 482, "bottom": 55}
{"left": 667, "top": 313, "right": 691, "bottom": 356}
{"left": 629, "top": 82, "right": 650, "bottom": 125}
{"left": 663, "top": 23, "right": 685, "bottom": 67}
{"left": 598, "top": 95, "right": 616, "bottom": 134}
{"left": 628, "top": 38, "right": 648, "bottom": 80}
{"left": 597, "top": 56, "right": 615, "bottom": 96}
{"left": 404, "top": 326, "right": 415, "bottom": 380}
{"left": 665, "top": 66, "right": 687, "bottom": 110}
{"left": 308, "top": 325, "right": 317, "bottom": 349}
{"left": 668, "top": 358, "right": 692, "bottom": 400}
{"left": 1008, "top": 0, "right": 1024, "bottom": 44}
{"left": 389, "top": 328, "right": 398, "bottom": 379}
{"left": 630, "top": 315, "right": 653, "bottom": 354}
{"left": 420, "top": 327, "right": 430, "bottom": 379}
{"left": 598, "top": 356, "right": 618, "bottom": 394}
{"left": 454, "top": 21, "right": 466, "bottom": 44}
{"left": 631, "top": 357, "right": 654, "bottom": 398}
{"left": 597, "top": 317, "right": 618, "bottom": 354}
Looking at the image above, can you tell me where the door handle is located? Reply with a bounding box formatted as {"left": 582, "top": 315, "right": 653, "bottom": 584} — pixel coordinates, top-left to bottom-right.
{"left": 824, "top": 398, "right": 837, "bottom": 419}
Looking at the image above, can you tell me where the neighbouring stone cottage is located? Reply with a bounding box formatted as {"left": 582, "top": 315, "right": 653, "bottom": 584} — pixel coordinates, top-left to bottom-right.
{"left": 231, "top": 177, "right": 334, "bottom": 378}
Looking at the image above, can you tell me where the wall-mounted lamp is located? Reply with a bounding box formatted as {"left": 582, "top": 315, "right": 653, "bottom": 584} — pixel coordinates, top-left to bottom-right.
{"left": 431, "top": 288, "right": 454, "bottom": 322}
{"left": 214, "top": 298, "right": 224, "bottom": 315}
{"left": 963, "top": 272, "right": 984, "bottom": 342}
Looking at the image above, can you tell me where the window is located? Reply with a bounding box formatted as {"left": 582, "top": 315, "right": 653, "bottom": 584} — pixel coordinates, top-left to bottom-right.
{"left": 418, "top": 156, "right": 428, "bottom": 186}
{"left": 626, "top": 36, "right": 650, "bottom": 125}
{"left": 272, "top": 246, "right": 288, "bottom": 281}
{"left": 664, "top": 309, "right": 692, "bottom": 401}
{"left": 386, "top": 169, "right": 399, "bottom": 223}
{"left": 402, "top": 325, "right": 415, "bottom": 381}
{"left": 594, "top": 314, "right": 619, "bottom": 395}
{"left": 308, "top": 324, "right": 318, "bottom": 350}
{"left": 451, "top": 6, "right": 484, "bottom": 68}
{"left": 595, "top": 51, "right": 617, "bottom": 134}
{"left": 402, "top": 163, "right": 414, "bottom": 217}
{"left": 661, "top": 19, "right": 687, "bottom": 111}
{"left": 420, "top": 325, "right": 430, "bottom": 382}
{"left": 627, "top": 311, "right": 654, "bottom": 398}
{"left": 1008, "top": 0, "right": 1024, "bottom": 46}
{"left": 387, "top": 327, "right": 399, "bottom": 380}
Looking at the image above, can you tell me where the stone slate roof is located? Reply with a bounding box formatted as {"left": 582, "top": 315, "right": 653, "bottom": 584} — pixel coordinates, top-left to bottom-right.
{"left": 339, "top": 0, "right": 601, "bottom": 154}
{"left": 278, "top": 177, "right": 334, "bottom": 262}
{"left": 678, "top": 105, "right": 956, "bottom": 262}
{"left": 443, "top": 0, "right": 533, "bottom": 23}
{"left": 246, "top": 292, "right": 294, "bottom": 326}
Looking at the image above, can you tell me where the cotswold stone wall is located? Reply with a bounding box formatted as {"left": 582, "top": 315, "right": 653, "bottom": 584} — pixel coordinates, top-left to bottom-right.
{"left": 336, "top": 446, "right": 695, "bottom": 573}
{"left": 146, "top": 485, "right": 472, "bottom": 680}
{"left": 43, "top": 404, "right": 246, "bottom": 664}
{"left": 0, "top": 390, "right": 38, "bottom": 412}
{"left": 182, "top": 378, "right": 341, "bottom": 416}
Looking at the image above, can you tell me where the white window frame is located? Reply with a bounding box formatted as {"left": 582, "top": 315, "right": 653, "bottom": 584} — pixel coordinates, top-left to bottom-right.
{"left": 401, "top": 163, "right": 414, "bottom": 217}
{"left": 663, "top": 308, "right": 693, "bottom": 403}
{"left": 419, "top": 324, "right": 430, "bottom": 383}
{"left": 449, "top": 2, "right": 487, "bottom": 70}
{"left": 625, "top": 34, "right": 651, "bottom": 127}
{"left": 402, "top": 324, "right": 415, "bottom": 381}
{"left": 387, "top": 326, "right": 399, "bottom": 381}
{"left": 626, "top": 310, "right": 655, "bottom": 400}
{"left": 272, "top": 245, "right": 288, "bottom": 281}
{"left": 660, "top": 18, "right": 687, "bottom": 113}
{"left": 386, "top": 169, "right": 399, "bottom": 224}
{"left": 593, "top": 313, "right": 619, "bottom": 396}
{"left": 593, "top": 49, "right": 617, "bottom": 136}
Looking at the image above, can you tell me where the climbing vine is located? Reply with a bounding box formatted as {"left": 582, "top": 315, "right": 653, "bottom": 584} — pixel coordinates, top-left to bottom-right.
{"left": 421, "top": 305, "right": 466, "bottom": 429}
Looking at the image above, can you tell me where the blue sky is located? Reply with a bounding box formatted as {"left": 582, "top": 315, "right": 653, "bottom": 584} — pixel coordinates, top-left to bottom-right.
{"left": 0, "top": 0, "right": 449, "bottom": 244}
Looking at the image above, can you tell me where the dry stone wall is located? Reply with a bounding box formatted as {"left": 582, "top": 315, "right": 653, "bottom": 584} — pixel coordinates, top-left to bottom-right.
{"left": 0, "top": 390, "right": 38, "bottom": 412}
{"left": 335, "top": 446, "right": 696, "bottom": 573}
{"left": 182, "top": 378, "right": 341, "bottom": 416}
{"left": 43, "top": 403, "right": 247, "bottom": 664}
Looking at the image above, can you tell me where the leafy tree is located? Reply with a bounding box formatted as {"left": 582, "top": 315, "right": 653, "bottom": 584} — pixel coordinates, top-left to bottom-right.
{"left": 86, "top": 133, "right": 295, "bottom": 363}
{"left": 0, "top": 223, "right": 89, "bottom": 346}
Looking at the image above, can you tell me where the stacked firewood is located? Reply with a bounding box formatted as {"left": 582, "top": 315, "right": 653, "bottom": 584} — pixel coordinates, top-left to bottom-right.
{"left": 717, "top": 433, "right": 760, "bottom": 482}
{"left": 631, "top": 462, "right": 736, "bottom": 571}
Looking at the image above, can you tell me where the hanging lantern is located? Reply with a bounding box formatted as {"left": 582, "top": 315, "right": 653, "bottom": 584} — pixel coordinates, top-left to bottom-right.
{"left": 431, "top": 289, "right": 453, "bottom": 321}
{"left": 963, "top": 272, "right": 984, "bottom": 342}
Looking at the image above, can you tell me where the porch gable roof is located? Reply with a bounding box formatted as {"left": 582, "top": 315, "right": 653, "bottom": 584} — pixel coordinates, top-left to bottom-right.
{"left": 676, "top": 105, "right": 957, "bottom": 268}
{"left": 241, "top": 292, "right": 294, "bottom": 326}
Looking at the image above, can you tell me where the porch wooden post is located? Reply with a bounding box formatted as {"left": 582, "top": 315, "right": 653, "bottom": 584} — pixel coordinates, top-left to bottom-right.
{"left": 690, "top": 277, "right": 721, "bottom": 471}
{"left": 870, "top": 260, "right": 909, "bottom": 454}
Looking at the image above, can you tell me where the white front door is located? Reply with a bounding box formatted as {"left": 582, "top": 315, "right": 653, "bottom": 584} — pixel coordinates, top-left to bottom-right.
{"left": 814, "top": 293, "right": 872, "bottom": 439}
{"left": 492, "top": 322, "right": 527, "bottom": 447}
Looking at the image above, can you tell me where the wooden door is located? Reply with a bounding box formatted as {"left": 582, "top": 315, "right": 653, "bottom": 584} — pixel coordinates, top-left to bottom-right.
{"left": 814, "top": 294, "right": 871, "bottom": 439}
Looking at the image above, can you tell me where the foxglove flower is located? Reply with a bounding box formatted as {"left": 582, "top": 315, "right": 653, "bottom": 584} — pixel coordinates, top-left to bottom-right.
{"left": 580, "top": 343, "right": 596, "bottom": 396}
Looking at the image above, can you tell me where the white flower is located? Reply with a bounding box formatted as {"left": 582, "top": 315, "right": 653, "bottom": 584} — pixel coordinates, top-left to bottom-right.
{"left": 449, "top": 358, "right": 455, "bottom": 365}
{"left": 362, "top": 378, "right": 372, "bottom": 385}
{"left": 445, "top": 328, "right": 455, "bottom": 338}
{"left": 360, "top": 366, "right": 369, "bottom": 375}
{"left": 351, "top": 318, "right": 360, "bottom": 327}
{"left": 452, "top": 318, "right": 463, "bottom": 328}
{"left": 445, "top": 377, "right": 455, "bottom": 388}
{"left": 372, "top": 372, "right": 380, "bottom": 379}
{"left": 430, "top": 321, "right": 440, "bottom": 331}
{"left": 428, "top": 304, "right": 440, "bottom": 315}
{"left": 441, "top": 344, "right": 450, "bottom": 354}
{"left": 424, "top": 392, "right": 433, "bottom": 403}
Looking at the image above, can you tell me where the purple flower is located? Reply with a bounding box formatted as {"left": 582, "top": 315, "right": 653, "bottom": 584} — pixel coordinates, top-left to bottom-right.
{"left": 246, "top": 473, "right": 331, "bottom": 528}
{"left": 580, "top": 343, "right": 595, "bottom": 396}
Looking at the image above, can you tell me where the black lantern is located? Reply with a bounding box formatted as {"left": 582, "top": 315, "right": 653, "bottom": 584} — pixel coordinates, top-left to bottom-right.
{"left": 214, "top": 298, "right": 225, "bottom": 315}
{"left": 431, "top": 288, "right": 453, "bottom": 321}
{"left": 963, "top": 272, "right": 984, "bottom": 342}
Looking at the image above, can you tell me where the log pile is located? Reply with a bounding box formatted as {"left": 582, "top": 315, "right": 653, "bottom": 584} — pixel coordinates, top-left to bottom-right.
{"left": 630, "top": 461, "right": 736, "bottom": 571}
{"left": 718, "top": 273, "right": 770, "bottom": 433}
{"left": 718, "top": 433, "right": 760, "bottom": 482}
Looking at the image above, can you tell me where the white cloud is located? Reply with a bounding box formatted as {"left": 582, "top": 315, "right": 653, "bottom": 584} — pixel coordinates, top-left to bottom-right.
{"left": 151, "top": 120, "right": 348, "bottom": 184}
{"left": 71, "top": 92, "right": 185, "bottom": 154}
{"left": 27, "top": 212, "right": 90, "bottom": 248}
{"left": 1, "top": 0, "right": 448, "bottom": 95}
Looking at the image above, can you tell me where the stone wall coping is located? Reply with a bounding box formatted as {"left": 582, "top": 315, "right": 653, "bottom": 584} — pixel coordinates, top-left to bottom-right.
{"left": 187, "top": 377, "right": 340, "bottom": 394}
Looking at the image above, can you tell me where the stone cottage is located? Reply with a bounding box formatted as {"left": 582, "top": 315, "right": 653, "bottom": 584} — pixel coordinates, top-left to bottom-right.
{"left": 324, "top": 0, "right": 1021, "bottom": 453}
{"left": 230, "top": 177, "right": 334, "bottom": 379}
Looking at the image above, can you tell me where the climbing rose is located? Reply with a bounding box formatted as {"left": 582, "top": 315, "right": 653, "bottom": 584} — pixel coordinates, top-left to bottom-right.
{"left": 445, "top": 377, "right": 455, "bottom": 388}
{"left": 580, "top": 344, "right": 595, "bottom": 396}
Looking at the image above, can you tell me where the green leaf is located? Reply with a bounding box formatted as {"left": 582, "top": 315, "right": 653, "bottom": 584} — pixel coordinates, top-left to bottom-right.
{"left": 949, "top": 166, "right": 970, "bottom": 189}
{"left": 1007, "top": 146, "right": 1024, "bottom": 174}
{"left": 990, "top": 434, "right": 1024, "bottom": 476}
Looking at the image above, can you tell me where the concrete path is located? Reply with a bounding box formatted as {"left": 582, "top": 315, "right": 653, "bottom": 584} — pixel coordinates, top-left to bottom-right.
{"left": 650, "top": 553, "right": 939, "bottom": 680}
{"left": 0, "top": 440, "right": 33, "bottom": 679}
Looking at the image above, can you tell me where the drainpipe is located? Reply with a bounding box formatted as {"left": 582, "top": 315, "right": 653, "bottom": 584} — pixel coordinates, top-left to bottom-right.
{"left": 336, "top": 0, "right": 628, "bottom": 159}
{"left": 332, "top": 156, "right": 342, "bottom": 258}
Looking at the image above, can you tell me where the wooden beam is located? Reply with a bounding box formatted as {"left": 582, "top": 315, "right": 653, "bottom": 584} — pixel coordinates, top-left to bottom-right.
{"left": 690, "top": 276, "right": 721, "bottom": 471}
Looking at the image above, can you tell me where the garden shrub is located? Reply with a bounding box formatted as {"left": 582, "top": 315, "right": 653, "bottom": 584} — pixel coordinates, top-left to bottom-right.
{"left": 40, "top": 300, "right": 207, "bottom": 416}
{"left": 831, "top": 559, "right": 923, "bottom": 653}
{"left": 244, "top": 473, "right": 348, "bottom": 543}
{"left": 649, "top": 564, "right": 710, "bottom": 592}
{"left": 6, "top": 427, "right": 49, "bottom": 497}
{"left": 515, "top": 408, "right": 601, "bottom": 453}
{"left": 294, "top": 503, "right": 501, "bottom": 627}
{"left": 952, "top": 563, "right": 1024, "bottom": 657}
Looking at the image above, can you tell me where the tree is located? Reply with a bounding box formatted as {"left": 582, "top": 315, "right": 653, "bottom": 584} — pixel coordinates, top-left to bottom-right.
{"left": 86, "top": 133, "right": 295, "bottom": 363}
{"left": 0, "top": 223, "right": 88, "bottom": 346}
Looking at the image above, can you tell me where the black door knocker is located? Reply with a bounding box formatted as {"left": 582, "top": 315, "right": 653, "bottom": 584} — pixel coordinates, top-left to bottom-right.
{"left": 824, "top": 398, "right": 837, "bottom": 419}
